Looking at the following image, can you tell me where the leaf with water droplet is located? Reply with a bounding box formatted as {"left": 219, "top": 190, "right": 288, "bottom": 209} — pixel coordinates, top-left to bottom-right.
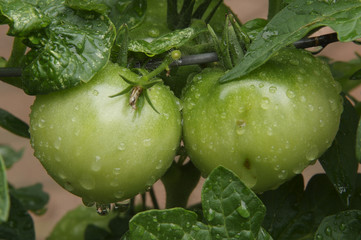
{"left": 315, "top": 210, "right": 361, "bottom": 240}
{"left": 202, "top": 166, "right": 266, "bottom": 238}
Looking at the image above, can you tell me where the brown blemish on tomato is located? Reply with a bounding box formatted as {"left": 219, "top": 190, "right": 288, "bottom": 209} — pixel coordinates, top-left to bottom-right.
{"left": 244, "top": 158, "right": 251, "bottom": 169}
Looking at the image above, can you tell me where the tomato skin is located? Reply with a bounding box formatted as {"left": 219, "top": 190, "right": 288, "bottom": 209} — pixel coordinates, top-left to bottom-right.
{"left": 30, "top": 62, "right": 182, "bottom": 204}
{"left": 182, "top": 48, "right": 343, "bottom": 192}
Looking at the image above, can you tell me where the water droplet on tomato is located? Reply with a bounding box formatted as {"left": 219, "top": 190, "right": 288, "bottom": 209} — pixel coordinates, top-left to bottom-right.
{"left": 38, "top": 119, "right": 45, "bottom": 128}
{"left": 306, "top": 146, "right": 319, "bottom": 161}
{"left": 114, "top": 190, "right": 125, "bottom": 199}
{"left": 269, "top": 86, "right": 277, "bottom": 93}
{"left": 117, "top": 143, "right": 125, "bottom": 151}
{"left": 143, "top": 138, "right": 152, "bottom": 147}
{"left": 286, "top": 90, "right": 296, "bottom": 99}
{"left": 64, "top": 182, "right": 74, "bottom": 192}
{"left": 113, "top": 168, "right": 121, "bottom": 175}
{"left": 91, "top": 156, "right": 101, "bottom": 172}
{"left": 54, "top": 137, "right": 62, "bottom": 150}
{"left": 261, "top": 97, "right": 270, "bottom": 109}
{"left": 92, "top": 89, "right": 99, "bottom": 96}
{"left": 278, "top": 169, "right": 288, "bottom": 180}
{"left": 289, "top": 59, "right": 299, "bottom": 66}
{"left": 308, "top": 104, "right": 314, "bottom": 112}
{"left": 82, "top": 198, "right": 95, "bottom": 207}
{"left": 79, "top": 176, "right": 95, "bottom": 190}
{"left": 156, "top": 160, "right": 163, "bottom": 170}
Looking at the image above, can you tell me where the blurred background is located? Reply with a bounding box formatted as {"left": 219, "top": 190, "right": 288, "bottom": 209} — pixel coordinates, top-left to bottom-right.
{"left": 0, "top": 1, "right": 360, "bottom": 239}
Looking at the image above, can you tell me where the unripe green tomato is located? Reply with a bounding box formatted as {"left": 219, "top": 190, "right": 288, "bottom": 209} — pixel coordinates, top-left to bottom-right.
{"left": 182, "top": 48, "right": 343, "bottom": 193}
{"left": 30, "top": 62, "right": 182, "bottom": 204}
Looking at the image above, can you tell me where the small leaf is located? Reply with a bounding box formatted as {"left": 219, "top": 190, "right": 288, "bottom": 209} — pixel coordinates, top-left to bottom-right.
{"left": 202, "top": 166, "right": 266, "bottom": 238}
{"left": 0, "top": 108, "right": 30, "bottom": 139}
{"left": 0, "top": 155, "right": 9, "bottom": 222}
{"left": 220, "top": 0, "right": 361, "bottom": 83}
{"left": 314, "top": 210, "right": 361, "bottom": 240}
{"left": 0, "top": 145, "right": 24, "bottom": 169}
{"left": 258, "top": 174, "right": 304, "bottom": 239}
{"left": 9, "top": 183, "right": 49, "bottom": 214}
{"left": 319, "top": 96, "right": 359, "bottom": 206}
{"left": 0, "top": 195, "right": 35, "bottom": 240}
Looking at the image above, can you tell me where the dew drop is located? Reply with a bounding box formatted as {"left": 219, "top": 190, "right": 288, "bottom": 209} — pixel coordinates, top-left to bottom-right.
{"left": 278, "top": 169, "right": 288, "bottom": 180}
{"left": 236, "top": 128, "right": 246, "bottom": 136}
{"left": 300, "top": 95, "right": 306, "bottom": 103}
{"left": 308, "top": 104, "right": 314, "bottom": 112}
{"left": 269, "top": 86, "right": 277, "bottom": 93}
{"left": 143, "top": 138, "right": 152, "bottom": 147}
{"left": 306, "top": 146, "right": 319, "bottom": 161}
{"left": 261, "top": 97, "right": 270, "bottom": 110}
{"left": 315, "top": 234, "right": 323, "bottom": 240}
{"left": 96, "top": 203, "right": 110, "bottom": 216}
{"left": 92, "top": 89, "right": 99, "bottom": 96}
{"left": 64, "top": 182, "right": 74, "bottom": 192}
{"left": 236, "top": 201, "right": 250, "bottom": 218}
{"left": 54, "top": 137, "right": 62, "bottom": 150}
{"left": 286, "top": 90, "right": 296, "bottom": 99}
{"left": 82, "top": 198, "right": 95, "bottom": 207}
{"left": 113, "top": 168, "right": 121, "bottom": 175}
{"left": 258, "top": 83, "right": 264, "bottom": 88}
{"left": 289, "top": 59, "right": 299, "bottom": 66}
{"left": 339, "top": 223, "right": 346, "bottom": 231}
{"left": 117, "top": 143, "right": 125, "bottom": 151}
{"left": 221, "top": 112, "right": 227, "bottom": 119}
{"left": 79, "top": 176, "right": 95, "bottom": 190}
{"left": 238, "top": 106, "right": 246, "bottom": 113}
{"left": 156, "top": 160, "right": 163, "bottom": 170}
{"left": 91, "top": 156, "right": 101, "bottom": 172}
{"left": 324, "top": 227, "right": 332, "bottom": 236}
{"left": 38, "top": 119, "right": 45, "bottom": 128}
{"left": 114, "top": 190, "right": 125, "bottom": 199}
{"left": 207, "top": 208, "right": 215, "bottom": 221}
{"left": 114, "top": 200, "right": 130, "bottom": 212}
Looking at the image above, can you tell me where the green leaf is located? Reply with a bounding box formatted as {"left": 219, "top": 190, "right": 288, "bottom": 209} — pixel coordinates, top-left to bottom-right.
{"left": 0, "top": 108, "right": 30, "bottom": 139}
{"left": 258, "top": 175, "right": 304, "bottom": 239}
{"left": 202, "top": 166, "right": 266, "bottom": 238}
{"left": 357, "top": 118, "right": 361, "bottom": 163}
{"left": 0, "top": 195, "right": 35, "bottom": 240}
{"left": 267, "top": 0, "right": 289, "bottom": 20}
{"left": 314, "top": 210, "right": 361, "bottom": 240}
{"left": 319, "top": 96, "right": 359, "bottom": 206}
{"left": 9, "top": 183, "right": 49, "bottom": 215}
{"left": 324, "top": 56, "right": 361, "bottom": 93}
{"left": 128, "top": 208, "right": 208, "bottom": 239}
{"left": 261, "top": 174, "right": 345, "bottom": 239}
{"left": 0, "top": 145, "right": 24, "bottom": 169}
{"left": 220, "top": 0, "right": 361, "bottom": 83}
{"left": 0, "top": 0, "right": 51, "bottom": 37}
{"left": 128, "top": 21, "right": 207, "bottom": 56}
{"left": 0, "top": 0, "right": 116, "bottom": 94}
{"left": 0, "top": 155, "right": 9, "bottom": 222}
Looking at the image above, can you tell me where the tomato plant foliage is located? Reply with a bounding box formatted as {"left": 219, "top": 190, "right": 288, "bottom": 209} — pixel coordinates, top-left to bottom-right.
{"left": 1, "top": 0, "right": 361, "bottom": 239}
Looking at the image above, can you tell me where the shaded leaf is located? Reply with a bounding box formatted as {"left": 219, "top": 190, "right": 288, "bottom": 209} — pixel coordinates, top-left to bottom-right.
{"left": 0, "top": 108, "right": 29, "bottom": 139}
{"left": 0, "top": 155, "right": 9, "bottom": 222}
{"left": 0, "top": 195, "right": 35, "bottom": 240}
{"left": 258, "top": 175, "right": 304, "bottom": 239}
{"left": 0, "top": 145, "right": 24, "bottom": 169}
{"left": 314, "top": 210, "right": 361, "bottom": 240}
{"left": 9, "top": 183, "right": 49, "bottom": 214}
{"left": 319, "top": 96, "right": 359, "bottom": 206}
{"left": 220, "top": 0, "right": 361, "bottom": 83}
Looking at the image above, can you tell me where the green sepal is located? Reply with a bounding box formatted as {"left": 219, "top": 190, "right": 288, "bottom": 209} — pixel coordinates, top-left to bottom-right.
{"left": 143, "top": 90, "right": 160, "bottom": 114}
{"left": 109, "top": 86, "right": 133, "bottom": 98}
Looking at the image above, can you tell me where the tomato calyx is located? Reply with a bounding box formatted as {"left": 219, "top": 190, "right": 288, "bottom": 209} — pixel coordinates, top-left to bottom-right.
{"left": 110, "top": 50, "right": 182, "bottom": 113}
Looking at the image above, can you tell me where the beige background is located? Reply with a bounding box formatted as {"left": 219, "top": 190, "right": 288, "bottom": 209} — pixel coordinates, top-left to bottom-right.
{"left": 0, "top": 1, "right": 360, "bottom": 239}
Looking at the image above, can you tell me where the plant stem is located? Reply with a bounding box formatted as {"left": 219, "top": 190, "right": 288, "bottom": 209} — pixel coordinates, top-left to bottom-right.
{"left": 149, "top": 187, "right": 159, "bottom": 209}
{"left": 6, "top": 37, "right": 26, "bottom": 68}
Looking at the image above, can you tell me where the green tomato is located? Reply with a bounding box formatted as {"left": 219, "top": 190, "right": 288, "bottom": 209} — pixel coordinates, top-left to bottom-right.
{"left": 182, "top": 48, "right": 343, "bottom": 193}
{"left": 48, "top": 205, "right": 115, "bottom": 240}
{"left": 30, "top": 62, "right": 182, "bottom": 204}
